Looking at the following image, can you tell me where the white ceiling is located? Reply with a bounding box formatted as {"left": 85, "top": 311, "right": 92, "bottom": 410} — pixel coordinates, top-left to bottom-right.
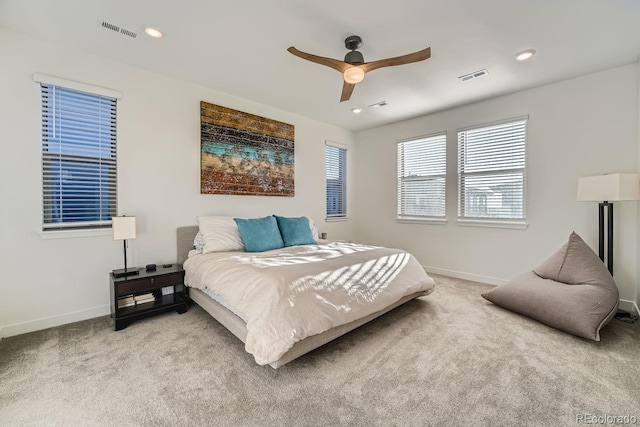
{"left": 2, "top": 0, "right": 640, "bottom": 131}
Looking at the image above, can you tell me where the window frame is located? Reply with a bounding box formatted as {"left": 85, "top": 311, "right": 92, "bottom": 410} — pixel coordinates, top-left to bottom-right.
{"left": 325, "top": 141, "right": 347, "bottom": 221}
{"left": 396, "top": 132, "right": 447, "bottom": 223}
{"left": 34, "top": 74, "right": 122, "bottom": 235}
{"left": 456, "top": 116, "right": 528, "bottom": 229}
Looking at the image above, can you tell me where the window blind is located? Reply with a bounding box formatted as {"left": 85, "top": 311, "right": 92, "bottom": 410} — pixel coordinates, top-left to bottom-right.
{"left": 41, "top": 84, "right": 117, "bottom": 230}
{"left": 457, "top": 118, "right": 526, "bottom": 221}
{"left": 326, "top": 144, "right": 347, "bottom": 218}
{"left": 397, "top": 133, "right": 446, "bottom": 218}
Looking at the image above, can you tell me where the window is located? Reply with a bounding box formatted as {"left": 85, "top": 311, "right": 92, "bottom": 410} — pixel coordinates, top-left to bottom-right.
{"left": 326, "top": 142, "right": 347, "bottom": 219}
{"left": 457, "top": 118, "right": 527, "bottom": 222}
{"left": 38, "top": 78, "right": 118, "bottom": 231}
{"left": 397, "top": 133, "right": 446, "bottom": 219}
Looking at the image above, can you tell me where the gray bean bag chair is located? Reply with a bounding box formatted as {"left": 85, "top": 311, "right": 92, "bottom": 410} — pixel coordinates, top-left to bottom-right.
{"left": 482, "top": 232, "right": 619, "bottom": 341}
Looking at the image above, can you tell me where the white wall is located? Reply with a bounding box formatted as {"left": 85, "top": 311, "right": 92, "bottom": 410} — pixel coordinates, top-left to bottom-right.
{"left": 0, "top": 29, "right": 356, "bottom": 337}
{"left": 637, "top": 59, "right": 640, "bottom": 312}
{"left": 355, "top": 64, "right": 639, "bottom": 307}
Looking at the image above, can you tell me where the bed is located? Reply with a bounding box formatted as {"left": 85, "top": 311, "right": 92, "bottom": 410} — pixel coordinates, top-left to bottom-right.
{"left": 178, "top": 225, "right": 435, "bottom": 368}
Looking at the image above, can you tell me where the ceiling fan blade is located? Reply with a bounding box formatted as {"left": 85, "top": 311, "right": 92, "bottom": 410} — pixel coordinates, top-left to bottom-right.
{"left": 340, "top": 82, "right": 356, "bottom": 102}
{"left": 287, "top": 47, "right": 350, "bottom": 73}
{"left": 361, "top": 47, "right": 431, "bottom": 73}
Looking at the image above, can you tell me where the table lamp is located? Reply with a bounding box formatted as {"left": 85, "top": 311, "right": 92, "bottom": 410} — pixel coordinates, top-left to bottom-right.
{"left": 112, "top": 215, "right": 138, "bottom": 277}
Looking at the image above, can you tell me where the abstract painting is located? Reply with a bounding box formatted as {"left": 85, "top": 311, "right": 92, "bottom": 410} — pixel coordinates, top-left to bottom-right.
{"left": 200, "top": 101, "right": 295, "bottom": 196}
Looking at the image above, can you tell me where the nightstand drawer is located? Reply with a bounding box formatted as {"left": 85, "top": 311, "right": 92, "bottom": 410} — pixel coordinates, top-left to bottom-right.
{"left": 116, "top": 271, "right": 184, "bottom": 296}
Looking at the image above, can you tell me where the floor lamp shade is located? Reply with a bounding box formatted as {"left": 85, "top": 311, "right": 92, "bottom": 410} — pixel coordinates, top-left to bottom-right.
{"left": 112, "top": 216, "right": 138, "bottom": 277}
{"left": 576, "top": 173, "right": 640, "bottom": 275}
{"left": 577, "top": 173, "right": 640, "bottom": 202}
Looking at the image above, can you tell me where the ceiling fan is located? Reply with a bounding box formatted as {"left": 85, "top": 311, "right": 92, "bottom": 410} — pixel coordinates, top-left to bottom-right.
{"left": 287, "top": 35, "right": 431, "bottom": 102}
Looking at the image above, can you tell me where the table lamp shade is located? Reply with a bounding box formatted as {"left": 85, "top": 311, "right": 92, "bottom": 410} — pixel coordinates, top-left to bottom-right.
{"left": 112, "top": 216, "right": 137, "bottom": 241}
{"left": 577, "top": 174, "right": 640, "bottom": 202}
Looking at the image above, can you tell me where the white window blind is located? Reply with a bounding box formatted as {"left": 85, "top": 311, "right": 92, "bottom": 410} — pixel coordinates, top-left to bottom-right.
{"left": 40, "top": 84, "right": 117, "bottom": 230}
{"left": 457, "top": 118, "right": 527, "bottom": 221}
{"left": 326, "top": 144, "right": 347, "bottom": 218}
{"left": 397, "top": 133, "right": 446, "bottom": 219}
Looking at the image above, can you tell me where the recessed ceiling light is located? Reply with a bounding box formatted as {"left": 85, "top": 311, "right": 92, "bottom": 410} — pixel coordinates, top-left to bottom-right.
{"left": 143, "top": 26, "right": 164, "bottom": 39}
{"left": 515, "top": 49, "right": 536, "bottom": 61}
{"left": 351, "top": 108, "right": 362, "bottom": 114}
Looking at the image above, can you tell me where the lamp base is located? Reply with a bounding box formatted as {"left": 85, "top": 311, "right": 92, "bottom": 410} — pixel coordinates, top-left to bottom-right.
{"left": 112, "top": 267, "right": 140, "bottom": 278}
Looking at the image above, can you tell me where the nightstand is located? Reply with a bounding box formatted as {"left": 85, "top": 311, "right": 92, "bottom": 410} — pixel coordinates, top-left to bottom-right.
{"left": 110, "top": 264, "right": 187, "bottom": 331}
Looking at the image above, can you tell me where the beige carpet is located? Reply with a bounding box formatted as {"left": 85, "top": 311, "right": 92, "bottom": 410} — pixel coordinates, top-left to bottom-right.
{"left": 1, "top": 275, "right": 638, "bottom": 427}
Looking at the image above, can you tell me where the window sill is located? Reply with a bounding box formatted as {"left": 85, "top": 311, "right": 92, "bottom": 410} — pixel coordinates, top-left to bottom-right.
{"left": 39, "top": 228, "right": 112, "bottom": 240}
{"left": 325, "top": 217, "right": 348, "bottom": 222}
{"left": 456, "top": 219, "right": 528, "bottom": 230}
{"left": 396, "top": 217, "right": 447, "bottom": 225}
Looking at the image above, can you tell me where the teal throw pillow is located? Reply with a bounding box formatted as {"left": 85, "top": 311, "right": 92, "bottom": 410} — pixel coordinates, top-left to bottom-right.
{"left": 233, "top": 216, "right": 284, "bottom": 252}
{"left": 274, "top": 215, "right": 317, "bottom": 247}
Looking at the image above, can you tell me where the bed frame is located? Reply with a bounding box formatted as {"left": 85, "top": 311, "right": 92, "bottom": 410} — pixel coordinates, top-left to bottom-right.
{"left": 177, "top": 226, "right": 428, "bottom": 369}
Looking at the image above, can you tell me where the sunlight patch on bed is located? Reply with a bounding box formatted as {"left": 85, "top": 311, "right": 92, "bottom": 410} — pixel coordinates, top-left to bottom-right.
{"left": 288, "top": 253, "right": 411, "bottom": 310}
{"left": 233, "top": 243, "right": 380, "bottom": 268}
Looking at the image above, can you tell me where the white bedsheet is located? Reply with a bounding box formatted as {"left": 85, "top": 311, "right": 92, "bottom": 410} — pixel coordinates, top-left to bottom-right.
{"left": 184, "top": 242, "right": 435, "bottom": 365}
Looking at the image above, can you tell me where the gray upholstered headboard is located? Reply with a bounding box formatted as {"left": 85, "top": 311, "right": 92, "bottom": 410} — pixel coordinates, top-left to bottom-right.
{"left": 177, "top": 226, "right": 199, "bottom": 265}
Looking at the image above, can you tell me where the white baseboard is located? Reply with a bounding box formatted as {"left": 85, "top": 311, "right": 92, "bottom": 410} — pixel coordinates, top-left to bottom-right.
{"left": 424, "top": 266, "right": 507, "bottom": 287}
{"left": 426, "top": 266, "right": 640, "bottom": 314}
{"left": 1, "top": 304, "right": 110, "bottom": 338}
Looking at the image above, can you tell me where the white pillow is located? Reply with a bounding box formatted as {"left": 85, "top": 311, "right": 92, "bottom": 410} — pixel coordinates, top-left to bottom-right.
{"left": 307, "top": 217, "right": 319, "bottom": 242}
{"left": 197, "top": 216, "right": 245, "bottom": 253}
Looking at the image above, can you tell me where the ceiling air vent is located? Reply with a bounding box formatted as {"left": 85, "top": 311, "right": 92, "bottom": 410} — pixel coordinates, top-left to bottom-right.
{"left": 458, "top": 69, "right": 488, "bottom": 82}
{"left": 368, "top": 101, "right": 388, "bottom": 109}
{"left": 100, "top": 20, "right": 138, "bottom": 39}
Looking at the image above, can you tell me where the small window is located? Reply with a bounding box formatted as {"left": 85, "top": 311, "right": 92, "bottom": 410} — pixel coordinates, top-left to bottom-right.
{"left": 326, "top": 143, "right": 347, "bottom": 219}
{"left": 457, "top": 118, "right": 527, "bottom": 221}
{"left": 39, "top": 82, "right": 118, "bottom": 230}
{"left": 397, "top": 133, "right": 447, "bottom": 219}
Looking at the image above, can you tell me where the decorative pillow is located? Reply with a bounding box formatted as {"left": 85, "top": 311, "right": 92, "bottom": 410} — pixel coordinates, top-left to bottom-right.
{"left": 482, "top": 232, "right": 619, "bottom": 341}
{"left": 197, "top": 216, "right": 245, "bottom": 253}
{"left": 193, "top": 231, "right": 205, "bottom": 251}
{"left": 187, "top": 231, "right": 206, "bottom": 256}
{"left": 274, "top": 215, "right": 317, "bottom": 247}
{"left": 234, "top": 216, "right": 285, "bottom": 252}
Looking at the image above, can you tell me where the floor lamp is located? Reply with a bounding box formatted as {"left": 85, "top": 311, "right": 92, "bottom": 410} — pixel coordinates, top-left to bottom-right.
{"left": 577, "top": 173, "right": 640, "bottom": 275}
{"left": 112, "top": 215, "right": 139, "bottom": 278}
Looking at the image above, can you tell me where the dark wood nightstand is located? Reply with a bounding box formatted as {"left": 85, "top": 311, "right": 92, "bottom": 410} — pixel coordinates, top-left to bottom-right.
{"left": 110, "top": 265, "right": 187, "bottom": 331}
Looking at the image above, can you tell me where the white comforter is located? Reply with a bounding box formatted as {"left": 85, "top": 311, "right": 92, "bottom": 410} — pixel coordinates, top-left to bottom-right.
{"left": 184, "top": 242, "right": 435, "bottom": 365}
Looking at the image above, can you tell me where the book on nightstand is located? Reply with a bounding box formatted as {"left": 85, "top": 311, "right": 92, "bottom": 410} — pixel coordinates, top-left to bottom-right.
{"left": 117, "top": 296, "right": 136, "bottom": 308}
{"left": 134, "top": 293, "right": 155, "bottom": 304}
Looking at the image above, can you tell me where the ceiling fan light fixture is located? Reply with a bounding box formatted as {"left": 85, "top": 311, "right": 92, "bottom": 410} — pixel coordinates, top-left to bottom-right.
{"left": 287, "top": 36, "right": 431, "bottom": 102}
{"left": 515, "top": 49, "right": 536, "bottom": 61}
{"left": 343, "top": 67, "right": 365, "bottom": 84}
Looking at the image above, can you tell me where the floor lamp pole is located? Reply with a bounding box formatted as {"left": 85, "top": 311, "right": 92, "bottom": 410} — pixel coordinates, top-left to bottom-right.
{"left": 598, "top": 201, "right": 613, "bottom": 275}
{"left": 123, "top": 239, "right": 128, "bottom": 275}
